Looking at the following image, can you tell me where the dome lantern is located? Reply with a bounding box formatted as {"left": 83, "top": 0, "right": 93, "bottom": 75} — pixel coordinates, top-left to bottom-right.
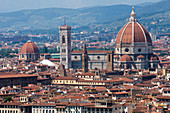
{"left": 129, "top": 7, "right": 137, "bottom": 22}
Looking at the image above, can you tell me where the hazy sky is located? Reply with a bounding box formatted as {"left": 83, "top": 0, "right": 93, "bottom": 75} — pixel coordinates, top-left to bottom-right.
{"left": 0, "top": 0, "right": 162, "bottom": 12}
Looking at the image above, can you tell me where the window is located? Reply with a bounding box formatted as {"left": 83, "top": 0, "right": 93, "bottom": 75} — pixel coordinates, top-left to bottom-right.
{"left": 97, "top": 56, "right": 100, "bottom": 59}
{"left": 29, "top": 54, "right": 31, "bottom": 58}
{"left": 117, "top": 48, "right": 119, "bottom": 51}
{"left": 62, "top": 49, "right": 66, "bottom": 53}
{"left": 22, "top": 54, "right": 24, "bottom": 58}
{"left": 138, "top": 48, "right": 141, "bottom": 52}
{"left": 62, "top": 36, "right": 65, "bottom": 43}
{"left": 125, "top": 48, "right": 129, "bottom": 52}
{"left": 62, "top": 58, "right": 66, "bottom": 61}
{"left": 74, "top": 56, "right": 77, "bottom": 59}
{"left": 108, "top": 55, "right": 110, "bottom": 62}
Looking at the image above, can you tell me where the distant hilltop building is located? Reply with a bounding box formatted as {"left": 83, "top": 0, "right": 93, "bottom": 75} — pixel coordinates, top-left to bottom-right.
{"left": 114, "top": 7, "right": 161, "bottom": 69}
{"left": 19, "top": 40, "right": 40, "bottom": 62}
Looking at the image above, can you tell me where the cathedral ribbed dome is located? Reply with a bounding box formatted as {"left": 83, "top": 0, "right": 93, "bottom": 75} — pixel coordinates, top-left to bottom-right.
{"left": 115, "top": 7, "right": 152, "bottom": 45}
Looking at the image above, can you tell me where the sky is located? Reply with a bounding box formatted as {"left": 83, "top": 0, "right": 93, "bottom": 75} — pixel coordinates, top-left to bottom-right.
{"left": 0, "top": 0, "right": 162, "bottom": 13}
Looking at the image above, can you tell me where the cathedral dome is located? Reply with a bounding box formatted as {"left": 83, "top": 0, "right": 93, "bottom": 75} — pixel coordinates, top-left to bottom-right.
{"left": 119, "top": 55, "right": 132, "bottom": 62}
{"left": 115, "top": 7, "right": 152, "bottom": 45}
{"left": 20, "top": 40, "right": 39, "bottom": 54}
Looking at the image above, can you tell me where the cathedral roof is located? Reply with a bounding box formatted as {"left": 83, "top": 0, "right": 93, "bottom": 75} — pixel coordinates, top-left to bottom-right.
{"left": 115, "top": 7, "right": 152, "bottom": 45}
{"left": 119, "top": 55, "right": 132, "bottom": 62}
{"left": 59, "top": 25, "right": 71, "bottom": 30}
{"left": 20, "top": 40, "right": 39, "bottom": 54}
{"left": 114, "top": 55, "right": 119, "bottom": 58}
{"left": 149, "top": 54, "right": 159, "bottom": 61}
{"left": 71, "top": 50, "right": 110, "bottom": 54}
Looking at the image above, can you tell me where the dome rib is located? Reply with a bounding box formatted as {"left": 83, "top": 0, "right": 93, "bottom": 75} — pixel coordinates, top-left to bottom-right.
{"left": 140, "top": 24, "right": 152, "bottom": 44}
{"left": 136, "top": 22, "right": 147, "bottom": 43}
{"left": 120, "top": 22, "right": 131, "bottom": 44}
{"left": 116, "top": 23, "right": 129, "bottom": 44}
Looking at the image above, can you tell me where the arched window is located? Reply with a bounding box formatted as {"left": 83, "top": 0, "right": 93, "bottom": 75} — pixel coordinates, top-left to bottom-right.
{"left": 108, "top": 55, "right": 110, "bottom": 62}
{"left": 62, "top": 36, "right": 65, "bottom": 43}
{"left": 22, "top": 54, "right": 24, "bottom": 58}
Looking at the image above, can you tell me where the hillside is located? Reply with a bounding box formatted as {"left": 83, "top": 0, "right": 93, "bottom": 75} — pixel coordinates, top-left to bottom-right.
{"left": 0, "top": 0, "right": 169, "bottom": 34}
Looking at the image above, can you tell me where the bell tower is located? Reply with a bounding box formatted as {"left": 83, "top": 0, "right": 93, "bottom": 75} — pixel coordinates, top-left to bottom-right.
{"left": 59, "top": 24, "right": 72, "bottom": 69}
{"left": 82, "top": 43, "right": 88, "bottom": 73}
{"left": 107, "top": 51, "right": 114, "bottom": 71}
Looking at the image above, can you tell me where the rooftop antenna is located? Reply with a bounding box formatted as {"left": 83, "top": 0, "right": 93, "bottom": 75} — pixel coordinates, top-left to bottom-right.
{"left": 64, "top": 16, "right": 66, "bottom": 25}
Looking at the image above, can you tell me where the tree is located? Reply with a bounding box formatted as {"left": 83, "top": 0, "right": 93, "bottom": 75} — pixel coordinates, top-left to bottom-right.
{"left": 4, "top": 96, "right": 13, "bottom": 103}
{"left": 159, "top": 52, "right": 168, "bottom": 56}
{"left": 40, "top": 46, "right": 48, "bottom": 53}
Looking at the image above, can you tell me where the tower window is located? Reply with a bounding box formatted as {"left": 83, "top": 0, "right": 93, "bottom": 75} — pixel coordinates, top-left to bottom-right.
{"left": 62, "top": 49, "right": 66, "bottom": 53}
{"left": 62, "top": 36, "right": 65, "bottom": 43}
{"left": 117, "top": 48, "right": 119, "bottom": 51}
{"left": 138, "top": 48, "right": 141, "bottom": 52}
{"left": 125, "top": 48, "right": 129, "bottom": 52}
{"left": 29, "top": 54, "right": 31, "bottom": 58}
{"left": 62, "top": 58, "right": 66, "bottom": 61}
{"left": 108, "top": 54, "right": 110, "bottom": 62}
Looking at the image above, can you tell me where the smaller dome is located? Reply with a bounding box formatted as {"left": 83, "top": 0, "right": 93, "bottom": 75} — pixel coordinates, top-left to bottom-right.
{"left": 119, "top": 55, "right": 132, "bottom": 62}
{"left": 20, "top": 41, "right": 39, "bottom": 54}
{"left": 59, "top": 25, "right": 71, "bottom": 30}
{"left": 149, "top": 54, "right": 159, "bottom": 61}
{"left": 137, "top": 55, "right": 145, "bottom": 59}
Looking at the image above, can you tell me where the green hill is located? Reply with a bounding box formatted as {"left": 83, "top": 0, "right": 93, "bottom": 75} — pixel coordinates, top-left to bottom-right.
{"left": 0, "top": 0, "right": 169, "bottom": 34}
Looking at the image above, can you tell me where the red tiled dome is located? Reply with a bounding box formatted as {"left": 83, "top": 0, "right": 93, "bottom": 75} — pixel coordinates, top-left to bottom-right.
{"left": 119, "top": 55, "right": 132, "bottom": 62}
{"left": 116, "top": 22, "right": 152, "bottom": 44}
{"left": 115, "top": 7, "right": 152, "bottom": 45}
{"left": 20, "top": 41, "right": 39, "bottom": 54}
